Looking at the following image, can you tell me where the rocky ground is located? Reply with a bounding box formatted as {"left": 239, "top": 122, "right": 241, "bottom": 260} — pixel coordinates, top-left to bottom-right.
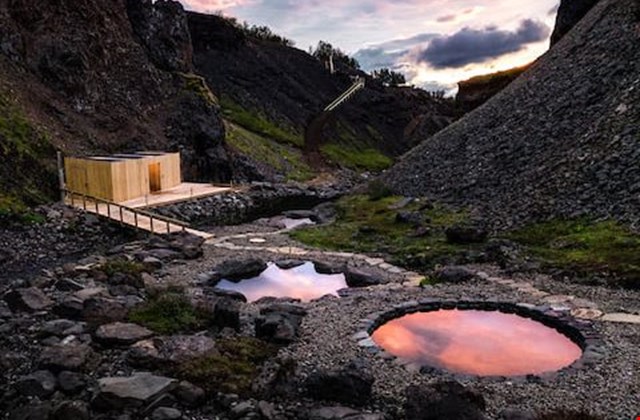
{"left": 1, "top": 193, "right": 639, "bottom": 420}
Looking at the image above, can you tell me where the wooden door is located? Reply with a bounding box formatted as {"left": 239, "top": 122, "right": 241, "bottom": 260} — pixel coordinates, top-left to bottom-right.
{"left": 148, "top": 163, "right": 161, "bottom": 192}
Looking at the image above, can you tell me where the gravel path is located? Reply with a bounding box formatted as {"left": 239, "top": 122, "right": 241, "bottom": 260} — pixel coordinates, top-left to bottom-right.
{"left": 164, "top": 219, "right": 640, "bottom": 419}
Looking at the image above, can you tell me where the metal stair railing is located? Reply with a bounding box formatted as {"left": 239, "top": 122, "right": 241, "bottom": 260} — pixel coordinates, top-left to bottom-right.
{"left": 63, "top": 188, "right": 190, "bottom": 235}
{"left": 324, "top": 77, "right": 366, "bottom": 112}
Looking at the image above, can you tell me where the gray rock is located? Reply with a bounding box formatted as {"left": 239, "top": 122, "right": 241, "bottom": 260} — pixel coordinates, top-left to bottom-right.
{"left": 4, "top": 287, "right": 53, "bottom": 312}
{"left": 58, "top": 371, "right": 87, "bottom": 394}
{"left": 230, "top": 401, "right": 255, "bottom": 419}
{"left": 173, "top": 380, "right": 205, "bottom": 407}
{"left": 151, "top": 407, "right": 183, "bottom": 420}
{"left": 16, "top": 370, "right": 57, "bottom": 397}
{"left": 305, "top": 359, "right": 374, "bottom": 406}
{"left": 82, "top": 297, "right": 128, "bottom": 324}
{"left": 212, "top": 258, "right": 268, "bottom": 281}
{"left": 255, "top": 304, "right": 307, "bottom": 344}
{"left": 39, "top": 344, "right": 92, "bottom": 372}
{"left": 94, "top": 322, "right": 154, "bottom": 346}
{"left": 275, "top": 259, "right": 306, "bottom": 270}
{"left": 445, "top": 225, "right": 488, "bottom": 244}
{"left": 93, "top": 373, "right": 177, "bottom": 410}
{"left": 403, "top": 381, "right": 486, "bottom": 420}
{"left": 41, "top": 319, "right": 85, "bottom": 337}
{"left": 214, "top": 298, "right": 241, "bottom": 330}
{"left": 128, "top": 335, "right": 216, "bottom": 368}
{"left": 344, "top": 268, "right": 383, "bottom": 288}
{"left": 434, "top": 266, "right": 476, "bottom": 283}
{"left": 51, "top": 401, "right": 90, "bottom": 420}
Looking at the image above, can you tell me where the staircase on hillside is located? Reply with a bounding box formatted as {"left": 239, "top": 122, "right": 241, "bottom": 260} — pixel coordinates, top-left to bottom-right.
{"left": 324, "top": 77, "right": 366, "bottom": 112}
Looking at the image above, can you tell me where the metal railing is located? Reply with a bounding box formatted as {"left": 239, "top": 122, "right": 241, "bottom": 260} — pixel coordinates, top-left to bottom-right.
{"left": 63, "top": 189, "right": 190, "bottom": 235}
{"left": 324, "top": 77, "right": 366, "bottom": 112}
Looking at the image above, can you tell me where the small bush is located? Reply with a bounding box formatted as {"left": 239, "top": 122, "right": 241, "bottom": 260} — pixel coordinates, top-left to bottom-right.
{"left": 176, "top": 337, "right": 277, "bottom": 395}
{"left": 101, "top": 259, "right": 146, "bottom": 278}
{"left": 320, "top": 143, "right": 392, "bottom": 172}
{"left": 367, "top": 179, "right": 393, "bottom": 201}
{"left": 129, "top": 292, "right": 212, "bottom": 334}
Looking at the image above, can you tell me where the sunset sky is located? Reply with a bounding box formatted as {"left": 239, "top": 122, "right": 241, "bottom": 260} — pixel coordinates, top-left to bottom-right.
{"left": 179, "top": 0, "right": 560, "bottom": 92}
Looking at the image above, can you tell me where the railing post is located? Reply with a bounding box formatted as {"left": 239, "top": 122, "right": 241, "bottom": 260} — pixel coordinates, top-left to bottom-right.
{"left": 167, "top": 221, "right": 171, "bottom": 234}
{"left": 70, "top": 193, "right": 75, "bottom": 207}
{"left": 150, "top": 217, "right": 154, "bottom": 233}
{"left": 95, "top": 200, "right": 99, "bottom": 215}
{"left": 134, "top": 212, "right": 138, "bottom": 228}
{"left": 82, "top": 194, "right": 87, "bottom": 210}
{"left": 119, "top": 207, "right": 124, "bottom": 225}
{"left": 107, "top": 203, "right": 111, "bottom": 219}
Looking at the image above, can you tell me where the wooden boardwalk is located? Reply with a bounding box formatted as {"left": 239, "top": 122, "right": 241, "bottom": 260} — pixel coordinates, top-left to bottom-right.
{"left": 121, "top": 182, "right": 231, "bottom": 209}
{"left": 65, "top": 189, "right": 216, "bottom": 239}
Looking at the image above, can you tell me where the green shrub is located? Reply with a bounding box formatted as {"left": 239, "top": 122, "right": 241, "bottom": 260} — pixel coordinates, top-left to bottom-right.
{"left": 366, "top": 179, "right": 393, "bottom": 201}
{"left": 129, "top": 291, "right": 212, "bottom": 334}
{"left": 176, "top": 337, "right": 277, "bottom": 395}
{"left": 320, "top": 143, "right": 392, "bottom": 172}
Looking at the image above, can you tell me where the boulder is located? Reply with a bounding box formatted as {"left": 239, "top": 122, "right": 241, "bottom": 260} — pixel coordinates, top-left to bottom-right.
{"left": 434, "top": 266, "right": 476, "bottom": 283}
{"left": 41, "top": 319, "right": 86, "bottom": 337}
{"left": 94, "top": 322, "right": 154, "bottom": 346}
{"left": 212, "top": 258, "right": 268, "bottom": 281}
{"left": 93, "top": 373, "right": 177, "bottom": 410}
{"left": 173, "top": 380, "right": 205, "bottom": 407}
{"left": 4, "top": 287, "right": 53, "bottom": 312}
{"left": 16, "top": 370, "right": 57, "bottom": 398}
{"left": 344, "top": 268, "right": 383, "bottom": 288}
{"left": 39, "top": 344, "right": 92, "bottom": 372}
{"left": 151, "top": 407, "right": 183, "bottom": 420}
{"left": 51, "top": 401, "right": 90, "bottom": 420}
{"left": 255, "top": 304, "right": 307, "bottom": 344}
{"left": 445, "top": 225, "right": 488, "bottom": 244}
{"left": 403, "top": 381, "right": 486, "bottom": 420}
{"left": 275, "top": 259, "right": 307, "bottom": 270}
{"left": 395, "top": 211, "right": 423, "bottom": 226}
{"left": 313, "top": 261, "right": 344, "bottom": 275}
{"left": 208, "top": 287, "right": 247, "bottom": 303}
{"left": 213, "top": 298, "right": 241, "bottom": 330}
{"left": 82, "top": 297, "right": 128, "bottom": 324}
{"left": 58, "top": 371, "right": 87, "bottom": 395}
{"left": 305, "top": 359, "right": 374, "bottom": 406}
{"left": 128, "top": 335, "right": 216, "bottom": 368}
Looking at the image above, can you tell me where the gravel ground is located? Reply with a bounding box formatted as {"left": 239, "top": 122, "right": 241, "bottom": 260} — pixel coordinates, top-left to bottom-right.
{"left": 164, "top": 219, "right": 640, "bottom": 420}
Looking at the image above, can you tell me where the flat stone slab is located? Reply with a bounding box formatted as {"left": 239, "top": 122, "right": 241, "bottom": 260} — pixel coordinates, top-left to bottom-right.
{"left": 600, "top": 313, "right": 640, "bottom": 324}
{"left": 571, "top": 308, "right": 604, "bottom": 320}
{"left": 95, "top": 373, "right": 177, "bottom": 409}
{"left": 94, "top": 322, "right": 154, "bottom": 346}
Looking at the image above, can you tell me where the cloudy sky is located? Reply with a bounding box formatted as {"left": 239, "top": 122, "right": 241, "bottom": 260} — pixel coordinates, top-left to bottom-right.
{"left": 179, "top": 0, "right": 560, "bottom": 92}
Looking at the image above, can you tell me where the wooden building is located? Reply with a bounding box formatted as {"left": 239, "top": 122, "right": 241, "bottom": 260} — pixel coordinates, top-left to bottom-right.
{"left": 64, "top": 152, "right": 181, "bottom": 203}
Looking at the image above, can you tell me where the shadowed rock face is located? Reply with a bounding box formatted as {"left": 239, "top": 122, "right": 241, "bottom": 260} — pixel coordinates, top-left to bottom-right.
{"left": 0, "top": 0, "right": 231, "bottom": 200}
{"left": 384, "top": 0, "right": 640, "bottom": 229}
{"left": 551, "top": 0, "right": 601, "bottom": 46}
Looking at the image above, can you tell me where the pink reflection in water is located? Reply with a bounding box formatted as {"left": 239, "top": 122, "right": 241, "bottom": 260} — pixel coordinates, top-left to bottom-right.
{"left": 216, "top": 262, "right": 347, "bottom": 302}
{"left": 371, "top": 309, "right": 582, "bottom": 376}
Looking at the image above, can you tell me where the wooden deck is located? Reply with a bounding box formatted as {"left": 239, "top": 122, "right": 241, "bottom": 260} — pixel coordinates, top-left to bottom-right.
{"left": 121, "top": 182, "right": 231, "bottom": 209}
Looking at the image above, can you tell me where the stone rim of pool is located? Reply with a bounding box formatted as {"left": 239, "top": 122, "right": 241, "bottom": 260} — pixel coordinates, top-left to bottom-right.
{"left": 356, "top": 301, "right": 605, "bottom": 380}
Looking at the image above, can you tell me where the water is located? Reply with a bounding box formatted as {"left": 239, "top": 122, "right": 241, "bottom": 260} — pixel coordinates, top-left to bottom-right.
{"left": 281, "top": 217, "right": 314, "bottom": 230}
{"left": 215, "top": 262, "right": 347, "bottom": 302}
{"left": 371, "top": 309, "right": 582, "bottom": 376}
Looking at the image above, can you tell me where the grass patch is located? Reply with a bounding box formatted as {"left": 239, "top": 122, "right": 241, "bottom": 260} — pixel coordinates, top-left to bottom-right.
{"left": 226, "top": 122, "right": 313, "bottom": 181}
{"left": 0, "top": 92, "right": 56, "bottom": 210}
{"left": 219, "top": 95, "right": 303, "bottom": 147}
{"left": 178, "top": 73, "right": 218, "bottom": 106}
{"left": 508, "top": 219, "right": 640, "bottom": 287}
{"left": 176, "top": 337, "right": 278, "bottom": 395}
{"left": 320, "top": 143, "right": 392, "bottom": 172}
{"left": 129, "top": 291, "right": 212, "bottom": 334}
{"left": 101, "top": 259, "right": 146, "bottom": 278}
{"left": 290, "top": 195, "right": 473, "bottom": 271}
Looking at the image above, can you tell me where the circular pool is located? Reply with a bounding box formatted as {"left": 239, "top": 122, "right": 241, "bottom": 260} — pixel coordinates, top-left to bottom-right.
{"left": 371, "top": 309, "right": 583, "bottom": 376}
